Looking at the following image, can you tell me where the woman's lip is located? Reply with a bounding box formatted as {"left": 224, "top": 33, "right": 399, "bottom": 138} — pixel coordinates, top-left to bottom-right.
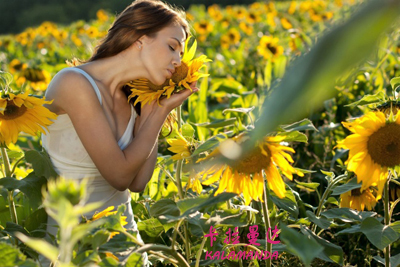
{"left": 167, "top": 69, "right": 173, "bottom": 78}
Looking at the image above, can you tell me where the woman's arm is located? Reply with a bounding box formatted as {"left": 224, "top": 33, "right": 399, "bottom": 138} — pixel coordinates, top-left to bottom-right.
{"left": 128, "top": 142, "right": 158, "bottom": 192}
{"left": 46, "top": 70, "right": 197, "bottom": 191}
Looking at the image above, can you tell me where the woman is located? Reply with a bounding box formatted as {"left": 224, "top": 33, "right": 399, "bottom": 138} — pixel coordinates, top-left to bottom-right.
{"left": 41, "top": 0, "right": 197, "bottom": 265}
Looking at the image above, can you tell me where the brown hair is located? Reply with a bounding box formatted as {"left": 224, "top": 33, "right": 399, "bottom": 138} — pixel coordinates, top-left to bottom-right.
{"left": 71, "top": 0, "right": 191, "bottom": 137}
{"left": 88, "top": 0, "right": 190, "bottom": 62}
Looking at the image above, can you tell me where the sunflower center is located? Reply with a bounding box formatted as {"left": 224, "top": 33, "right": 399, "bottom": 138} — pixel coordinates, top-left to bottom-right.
{"left": 200, "top": 23, "right": 208, "bottom": 29}
{"left": 0, "top": 102, "right": 27, "bottom": 120}
{"left": 367, "top": 123, "right": 400, "bottom": 167}
{"left": 172, "top": 62, "right": 189, "bottom": 84}
{"left": 231, "top": 146, "right": 269, "bottom": 174}
{"left": 148, "top": 80, "right": 168, "bottom": 91}
{"left": 351, "top": 188, "right": 362, "bottom": 196}
{"left": 267, "top": 44, "right": 277, "bottom": 54}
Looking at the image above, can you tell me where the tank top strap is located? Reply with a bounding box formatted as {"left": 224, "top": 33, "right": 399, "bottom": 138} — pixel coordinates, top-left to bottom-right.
{"left": 66, "top": 67, "right": 103, "bottom": 105}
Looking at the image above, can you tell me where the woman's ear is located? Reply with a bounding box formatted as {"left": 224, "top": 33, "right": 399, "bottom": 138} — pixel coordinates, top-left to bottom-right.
{"left": 135, "top": 39, "right": 143, "bottom": 50}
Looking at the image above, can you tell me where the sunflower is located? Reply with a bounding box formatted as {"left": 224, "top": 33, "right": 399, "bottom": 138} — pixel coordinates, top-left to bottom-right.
{"left": 245, "top": 11, "right": 262, "bottom": 24}
{"left": 37, "top": 21, "right": 57, "bottom": 36}
{"left": 195, "top": 133, "right": 303, "bottom": 205}
{"left": 0, "top": 91, "right": 57, "bottom": 145}
{"left": 207, "top": 4, "right": 223, "bottom": 21}
{"left": 239, "top": 22, "right": 253, "bottom": 36}
{"left": 90, "top": 206, "right": 128, "bottom": 238}
{"left": 336, "top": 111, "right": 400, "bottom": 195}
{"left": 127, "top": 37, "right": 210, "bottom": 106}
{"left": 9, "top": 59, "right": 27, "bottom": 74}
{"left": 167, "top": 132, "right": 193, "bottom": 161}
{"left": 86, "top": 26, "right": 99, "bottom": 39}
{"left": 340, "top": 187, "right": 377, "bottom": 211}
{"left": 20, "top": 68, "right": 51, "bottom": 91}
{"left": 280, "top": 18, "right": 293, "bottom": 30}
{"left": 224, "top": 29, "right": 241, "bottom": 46}
{"left": 96, "top": 9, "right": 109, "bottom": 22}
{"left": 193, "top": 20, "right": 214, "bottom": 36}
{"left": 288, "top": 1, "right": 297, "bottom": 14}
{"left": 257, "top": 36, "right": 284, "bottom": 60}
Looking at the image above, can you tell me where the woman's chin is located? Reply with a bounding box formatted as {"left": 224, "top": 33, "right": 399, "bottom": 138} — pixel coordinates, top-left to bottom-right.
{"left": 152, "top": 78, "right": 168, "bottom": 86}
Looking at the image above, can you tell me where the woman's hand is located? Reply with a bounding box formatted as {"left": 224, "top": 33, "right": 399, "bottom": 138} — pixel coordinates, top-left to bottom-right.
{"left": 159, "top": 81, "right": 199, "bottom": 111}
{"left": 135, "top": 81, "right": 199, "bottom": 132}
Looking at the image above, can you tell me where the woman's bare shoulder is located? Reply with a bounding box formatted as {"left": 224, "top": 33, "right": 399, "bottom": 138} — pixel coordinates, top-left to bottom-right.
{"left": 45, "top": 68, "right": 102, "bottom": 114}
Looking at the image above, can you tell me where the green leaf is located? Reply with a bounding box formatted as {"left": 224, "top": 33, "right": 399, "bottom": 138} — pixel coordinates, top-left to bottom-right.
{"left": 295, "top": 181, "right": 320, "bottom": 192}
{"left": 280, "top": 224, "right": 323, "bottom": 267}
{"left": 279, "top": 119, "right": 318, "bottom": 132}
{"left": 336, "top": 224, "right": 361, "bottom": 235}
{"left": 99, "top": 256, "right": 119, "bottom": 267}
{"left": 322, "top": 208, "right": 376, "bottom": 223}
{"left": 125, "top": 252, "right": 144, "bottom": 267}
{"left": 191, "top": 118, "right": 237, "bottom": 128}
{"left": 0, "top": 242, "right": 38, "bottom": 267}
{"left": 360, "top": 217, "right": 400, "bottom": 250}
{"left": 279, "top": 131, "right": 308, "bottom": 143}
{"left": 15, "top": 232, "right": 59, "bottom": 263}
{"left": 91, "top": 229, "right": 111, "bottom": 249}
{"left": 3, "top": 221, "right": 30, "bottom": 237}
{"left": 269, "top": 187, "right": 298, "bottom": 218}
{"left": 345, "top": 91, "right": 386, "bottom": 107}
{"left": 211, "top": 78, "right": 246, "bottom": 94}
{"left": 373, "top": 253, "right": 400, "bottom": 267}
{"left": 301, "top": 227, "right": 344, "bottom": 265}
{"left": 191, "top": 132, "right": 232, "bottom": 157}
{"left": 264, "top": 60, "right": 272, "bottom": 88}
{"left": 273, "top": 55, "right": 287, "bottom": 78}
{"left": 162, "top": 192, "right": 237, "bottom": 223}
{"left": 24, "top": 208, "right": 47, "bottom": 238}
{"left": 0, "top": 70, "right": 13, "bottom": 89}
{"left": 207, "top": 209, "right": 248, "bottom": 227}
{"left": 181, "top": 123, "right": 195, "bottom": 138}
{"left": 320, "top": 170, "right": 334, "bottom": 179}
{"left": 222, "top": 106, "right": 255, "bottom": 115}
{"left": 150, "top": 199, "right": 180, "bottom": 218}
{"left": 390, "top": 77, "right": 400, "bottom": 92}
{"left": 306, "top": 211, "right": 332, "bottom": 230}
{"left": 25, "top": 150, "right": 58, "bottom": 179}
{"left": 0, "top": 174, "right": 47, "bottom": 209}
{"left": 331, "top": 177, "right": 361, "bottom": 195}
{"left": 137, "top": 218, "right": 164, "bottom": 237}
{"left": 187, "top": 213, "right": 208, "bottom": 237}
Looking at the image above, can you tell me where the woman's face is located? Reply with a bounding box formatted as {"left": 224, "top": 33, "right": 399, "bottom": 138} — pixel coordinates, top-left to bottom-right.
{"left": 140, "top": 23, "right": 186, "bottom": 86}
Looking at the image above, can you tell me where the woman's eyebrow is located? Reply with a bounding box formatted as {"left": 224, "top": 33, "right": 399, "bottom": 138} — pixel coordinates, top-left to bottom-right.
{"left": 171, "top": 37, "right": 184, "bottom": 47}
{"left": 170, "top": 37, "right": 185, "bottom": 54}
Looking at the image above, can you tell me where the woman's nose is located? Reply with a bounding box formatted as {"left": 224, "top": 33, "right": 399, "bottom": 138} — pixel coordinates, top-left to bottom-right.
{"left": 173, "top": 56, "right": 181, "bottom": 68}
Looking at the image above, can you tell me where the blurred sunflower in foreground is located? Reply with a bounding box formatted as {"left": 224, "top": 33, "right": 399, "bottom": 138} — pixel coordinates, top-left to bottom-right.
{"left": 127, "top": 37, "right": 210, "bottom": 106}
{"left": 189, "top": 133, "right": 303, "bottom": 205}
{"left": 0, "top": 91, "right": 57, "bottom": 145}
{"left": 337, "top": 110, "right": 400, "bottom": 196}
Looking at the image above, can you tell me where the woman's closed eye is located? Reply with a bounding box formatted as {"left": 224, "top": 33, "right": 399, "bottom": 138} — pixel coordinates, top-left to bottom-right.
{"left": 169, "top": 45, "right": 175, "bottom": 51}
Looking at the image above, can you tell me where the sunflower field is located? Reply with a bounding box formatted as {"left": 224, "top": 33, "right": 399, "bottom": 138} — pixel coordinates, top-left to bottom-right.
{"left": 1, "top": 0, "right": 400, "bottom": 266}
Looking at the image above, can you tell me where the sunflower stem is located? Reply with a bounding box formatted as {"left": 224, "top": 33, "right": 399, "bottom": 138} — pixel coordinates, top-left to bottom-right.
{"left": 1, "top": 147, "right": 18, "bottom": 226}
{"left": 195, "top": 234, "right": 207, "bottom": 267}
{"left": 384, "top": 174, "right": 391, "bottom": 267}
{"left": 262, "top": 181, "right": 272, "bottom": 267}
{"left": 175, "top": 105, "right": 191, "bottom": 263}
{"left": 312, "top": 174, "right": 346, "bottom": 233}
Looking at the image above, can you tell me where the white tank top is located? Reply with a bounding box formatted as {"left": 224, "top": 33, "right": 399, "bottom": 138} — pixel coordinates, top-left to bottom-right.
{"left": 41, "top": 67, "right": 137, "bottom": 218}
{"left": 40, "top": 67, "right": 148, "bottom": 267}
